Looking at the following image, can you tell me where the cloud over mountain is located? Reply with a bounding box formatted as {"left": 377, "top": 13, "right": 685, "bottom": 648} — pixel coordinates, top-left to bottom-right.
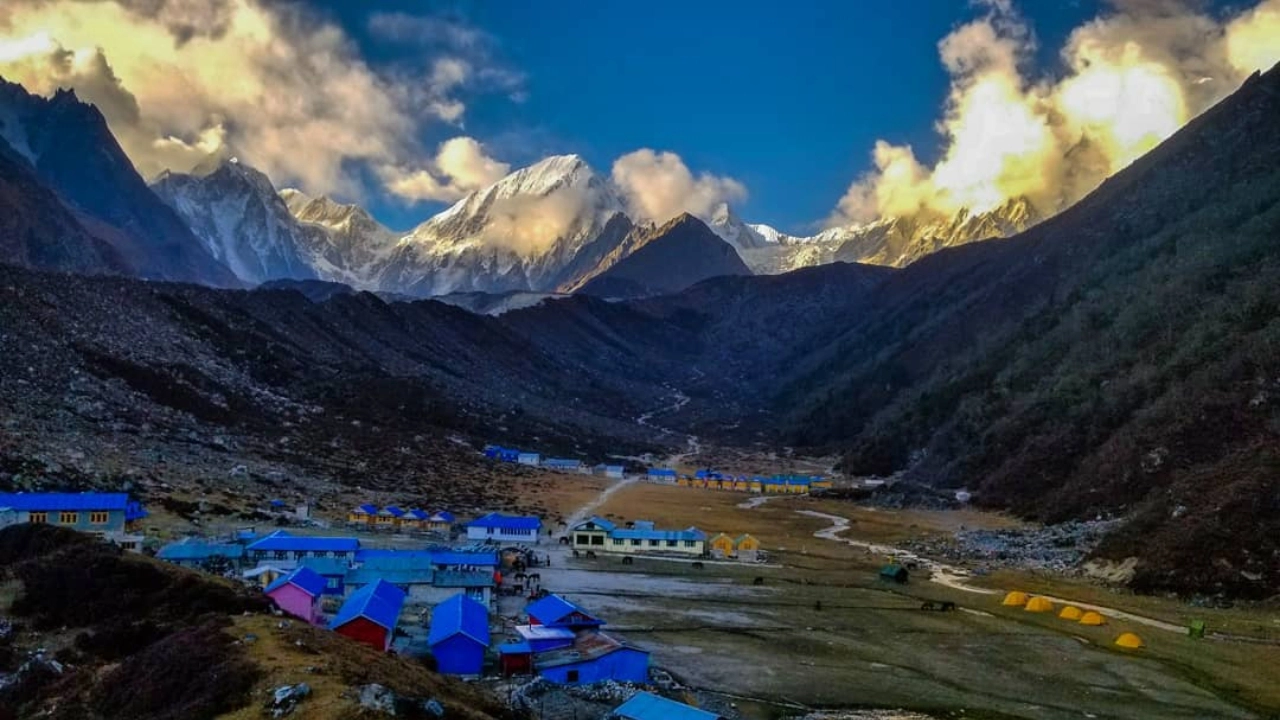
{"left": 828, "top": 0, "right": 1280, "bottom": 227}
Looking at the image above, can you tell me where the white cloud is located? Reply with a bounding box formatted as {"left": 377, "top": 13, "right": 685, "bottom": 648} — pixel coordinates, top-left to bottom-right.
{"left": 380, "top": 135, "right": 510, "bottom": 203}
{"left": 828, "top": 0, "right": 1280, "bottom": 227}
{"left": 0, "top": 0, "right": 521, "bottom": 200}
{"left": 611, "top": 149, "right": 747, "bottom": 224}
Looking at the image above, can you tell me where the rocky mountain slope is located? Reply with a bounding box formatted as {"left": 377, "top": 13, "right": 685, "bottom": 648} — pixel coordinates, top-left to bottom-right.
{"left": 281, "top": 188, "right": 400, "bottom": 290}
{"left": 0, "top": 78, "right": 238, "bottom": 287}
{"left": 573, "top": 213, "right": 752, "bottom": 298}
{"left": 773, "top": 65, "right": 1280, "bottom": 598}
{"left": 152, "top": 157, "right": 320, "bottom": 285}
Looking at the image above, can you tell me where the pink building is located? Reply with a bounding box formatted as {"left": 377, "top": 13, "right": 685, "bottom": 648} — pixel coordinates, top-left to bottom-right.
{"left": 264, "top": 567, "right": 327, "bottom": 624}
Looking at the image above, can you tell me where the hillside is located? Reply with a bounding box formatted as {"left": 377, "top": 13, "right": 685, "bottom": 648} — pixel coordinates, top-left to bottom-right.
{"left": 0, "top": 524, "right": 511, "bottom": 720}
{"left": 775, "top": 65, "right": 1280, "bottom": 597}
{"left": 575, "top": 213, "right": 752, "bottom": 299}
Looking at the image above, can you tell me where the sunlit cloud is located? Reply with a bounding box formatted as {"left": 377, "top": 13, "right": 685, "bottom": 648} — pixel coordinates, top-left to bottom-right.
{"left": 828, "top": 0, "right": 1280, "bottom": 227}
{"left": 611, "top": 149, "right": 747, "bottom": 224}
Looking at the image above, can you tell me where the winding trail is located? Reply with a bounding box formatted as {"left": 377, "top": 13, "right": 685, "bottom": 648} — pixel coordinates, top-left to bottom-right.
{"left": 792, "top": 510, "right": 1199, "bottom": 636}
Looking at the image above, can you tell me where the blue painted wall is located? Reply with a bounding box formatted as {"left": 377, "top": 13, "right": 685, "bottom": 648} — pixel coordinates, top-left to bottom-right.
{"left": 538, "top": 648, "right": 649, "bottom": 685}
{"left": 431, "top": 634, "right": 486, "bottom": 676}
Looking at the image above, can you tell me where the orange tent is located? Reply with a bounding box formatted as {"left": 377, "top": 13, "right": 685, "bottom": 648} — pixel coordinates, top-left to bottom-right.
{"left": 1059, "top": 606, "right": 1083, "bottom": 621}
{"left": 1024, "top": 596, "right": 1054, "bottom": 613}
{"left": 1001, "top": 591, "right": 1029, "bottom": 607}
{"left": 1115, "top": 632, "right": 1145, "bottom": 649}
{"left": 1079, "top": 611, "right": 1107, "bottom": 626}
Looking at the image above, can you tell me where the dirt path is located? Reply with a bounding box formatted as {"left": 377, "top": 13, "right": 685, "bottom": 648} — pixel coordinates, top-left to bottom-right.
{"left": 564, "top": 473, "right": 643, "bottom": 528}
{"left": 792, "top": 510, "right": 1200, "bottom": 636}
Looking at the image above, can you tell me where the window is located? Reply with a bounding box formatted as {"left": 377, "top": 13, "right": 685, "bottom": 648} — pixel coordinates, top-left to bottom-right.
{"left": 28, "top": 512, "right": 47, "bottom": 524}
{"left": 666, "top": 540, "right": 677, "bottom": 547}
{"left": 327, "top": 578, "right": 339, "bottom": 589}
{"left": 591, "top": 535, "right": 604, "bottom": 546}
{"left": 275, "top": 550, "right": 288, "bottom": 560}
{"left": 648, "top": 540, "right": 659, "bottom": 547}
{"left": 58, "top": 512, "right": 79, "bottom": 525}
{"left": 612, "top": 539, "right": 623, "bottom": 546}
{"left": 575, "top": 534, "right": 590, "bottom": 545}
{"left": 684, "top": 541, "right": 696, "bottom": 548}
{"left": 566, "top": 670, "right": 579, "bottom": 683}
{"left": 90, "top": 511, "right": 110, "bottom": 524}
{"left": 630, "top": 539, "right": 641, "bottom": 546}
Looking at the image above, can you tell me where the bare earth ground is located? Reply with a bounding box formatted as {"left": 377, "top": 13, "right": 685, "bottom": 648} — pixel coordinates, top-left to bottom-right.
{"left": 521, "top": 477, "right": 1280, "bottom": 720}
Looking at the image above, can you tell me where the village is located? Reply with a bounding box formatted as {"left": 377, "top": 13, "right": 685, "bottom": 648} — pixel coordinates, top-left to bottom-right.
{"left": 2, "top": 444, "right": 1278, "bottom": 720}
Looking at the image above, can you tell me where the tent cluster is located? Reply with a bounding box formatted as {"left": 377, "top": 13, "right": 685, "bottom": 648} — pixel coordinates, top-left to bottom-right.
{"left": 1000, "top": 591, "right": 1141, "bottom": 649}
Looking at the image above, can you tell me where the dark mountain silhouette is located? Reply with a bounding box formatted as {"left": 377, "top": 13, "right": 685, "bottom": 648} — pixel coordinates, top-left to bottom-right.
{"left": 575, "top": 213, "right": 752, "bottom": 298}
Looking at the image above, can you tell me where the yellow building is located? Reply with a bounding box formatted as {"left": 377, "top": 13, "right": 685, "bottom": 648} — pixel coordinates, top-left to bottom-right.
{"left": 735, "top": 534, "right": 761, "bottom": 562}
{"left": 676, "top": 476, "right": 691, "bottom": 487}
{"left": 811, "top": 478, "right": 833, "bottom": 490}
{"left": 748, "top": 479, "right": 763, "bottom": 493}
{"left": 347, "top": 504, "right": 378, "bottom": 526}
{"left": 732, "top": 479, "right": 749, "bottom": 492}
{"left": 709, "top": 533, "right": 735, "bottom": 558}
{"left": 786, "top": 482, "right": 808, "bottom": 494}
{"left": 692, "top": 478, "right": 708, "bottom": 489}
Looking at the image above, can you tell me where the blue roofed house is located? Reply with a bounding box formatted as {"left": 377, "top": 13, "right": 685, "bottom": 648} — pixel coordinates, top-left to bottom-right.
{"left": 606, "top": 522, "right": 707, "bottom": 557}
{"left": 610, "top": 692, "right": 721, "bottom": 720}
{"left": 0, "top": 492, "right": 145, "bottom": 551}
{"left": 465, "top": 513, "right": 542, "bottom": 544}
{"left": 542, "top": 458, "right": 584, "bottom": 473}
{"left": 569, "top": 516, "right": 616, "bottom": 551}
{"left": 330, "top": 579, "right": 406, "bottom": 652}
{"left": 535, "top": 631, "right": 649, "bottom": 686}
{"left": 298, "top": 556, "right": 350, "bottom": 595}
{"left": 245, "top": 530, "right": 359, "bottom": 564}
{"left": 646, "top": 468, "right": 677, "bottom": 482}
{"left": 156, "top": 537, "right": 246, "bottom": 568}
{"left": 265, "top": 566, "right": 328, "bottom": 624}
{"left": 526, "top": 594, "right": 603, "bottom": 631}
{"left": 427, "top": 593, "right": 491, "bottom": 676}
{"left": 426, "top": 511, "right": 455, "bottom": 533}
{"left": 517, "top": 452, "right": 541, "bottom": 466}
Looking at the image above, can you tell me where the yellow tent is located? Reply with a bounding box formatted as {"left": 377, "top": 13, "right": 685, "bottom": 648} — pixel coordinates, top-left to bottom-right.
{"left": 1115, "top": 632, "right": 1145, "bottom": 649}
{"left": 1024, "top": 596, "right": 1054, "bottom": 613}
{"left": 1079, "top": 611, "right": 1107, "bottom": 626}
{"left": 1001, "top": 591, "right": 1029, "bottom": 607}
{"left": 1058, "top": 605, "right": 1083, "bottom": 621}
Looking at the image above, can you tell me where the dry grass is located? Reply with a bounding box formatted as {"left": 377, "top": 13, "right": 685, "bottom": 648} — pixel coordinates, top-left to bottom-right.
{"left": 220, "top": 615, "right": 511, "bottom": 720}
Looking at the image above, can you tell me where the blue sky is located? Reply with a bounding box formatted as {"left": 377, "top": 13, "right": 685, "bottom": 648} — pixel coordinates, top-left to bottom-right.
{"left": 323, "top": 0, "right": 1113, "bottom": 232}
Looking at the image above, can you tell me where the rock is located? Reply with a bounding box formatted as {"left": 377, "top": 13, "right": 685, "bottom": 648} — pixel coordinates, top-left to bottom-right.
{"left": 268, "top": 683, "right": 311, "bottom": 717}
{"left": 229, "top": 464, "right": 248, "bottom": 478}
{"left": 357, "top": 684, "right": 398, "bottom": 715}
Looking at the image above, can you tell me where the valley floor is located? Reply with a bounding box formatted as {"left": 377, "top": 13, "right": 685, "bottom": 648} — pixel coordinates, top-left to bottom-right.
{"left": 516, "top": 475, "right": 1280, "bottom": 720}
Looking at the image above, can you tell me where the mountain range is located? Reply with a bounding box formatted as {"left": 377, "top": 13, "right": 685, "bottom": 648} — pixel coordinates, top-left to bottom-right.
{"left": 2, "top": 63, "right": 1279, "bottom": 600}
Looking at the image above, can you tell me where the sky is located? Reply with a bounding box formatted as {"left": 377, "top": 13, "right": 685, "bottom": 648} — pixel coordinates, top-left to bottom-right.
{"left": 0, "top": 0, "right": 1278, "bottom": 235}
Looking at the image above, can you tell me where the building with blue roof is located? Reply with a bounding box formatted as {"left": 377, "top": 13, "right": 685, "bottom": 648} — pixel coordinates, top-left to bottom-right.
{"left": 428, "top": 549, "right": 499, "bottom": 570}
{"left": 646, "top": 468, "right": 677, "bottom": 481}
{"left": 427, "top": 593, "right": 491, "bottom": 675}
{"left": 245, "top": 530, "right": 359, "bottom": 564}
{"left": 568, "top": 516, "right": 616, "bottom": 551}
{"left": 566, "top": 518, "right": 708, "bottom": 557}
{"left": 526, "top": 594, "right": 603, "bottom": 630}
{"left": 542, "top": 458, "right": 584, "bottom": 473}
{"left": 156, "top": 537, "right": 245, "bottom": 568}
{"left": 534, "top": 631, "right": 649, "bottom": 686}
{"left": 610, "top": 692, "right": 720, "bottom": 720}
{"left": 298, "top": 556, "right": 349, "bottom": 595}
{"left": 0, "top": 492, "right": 145, "bottom": 543}
{"left": 465, "top": 513, "right": 542, "bottom": 544}
{"left": 330, "top": 579, "right": 406, "bottom": 652}
{"left": 265, "top": 567, "right": 327, "bottom": 624}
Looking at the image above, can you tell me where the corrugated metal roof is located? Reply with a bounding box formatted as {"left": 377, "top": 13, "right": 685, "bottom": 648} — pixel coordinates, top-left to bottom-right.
{"left": 432, "top": 570, "right": 494, "bottom": 588}
{"left": 299, "top": 557, "right": 350, "bottom": 576}
{"left": 534, "top": 631, "right": 644, "bottom": 669}
{"left": 354, "top": 504, "right": 378, "bottom": 515}
{"left": 266, "top": 566, "right": 328, "bottom": 597}
{"left": 247, "top": 530, "right": 359, "bottom": 553}
{"left": 571, "top": 516, "right": 616, "bottom": 532}
{"left": 612, "top": 692, "right": 718, "bottom": 720}
{"left": 356, "top": 550, "right": 435, "bottom": 570}
{"left": 611, "top": 526, "right": 706, "bottom": 542}
{"left": 430, "top": 511, "right": 455, "bottom": 523}
{"left": 330, "top": 579, "right": 405, "bottom": 632}
{"left": 526, "top": 594, "right": 598, "bottom": 626}
{"left": 379, "top": 506, "right": 405, "bottom": 517}
{"left": 499, "top": 641, "right": 532, "bottom": 654}
{"left": 427, "top": 593, "right": 490, "bottom": 647}
{"left": 346, "top": 567, "right": 433, "bottom": 586}
{"left": 516, "top": 625, "right": 575, "bottom": 641}
{"left": 406, "top": 509, "right": 430, "bottom": 520}
{"left": 466, "top": 513, "right": 541, "bottom": 530}
{"left": 0, "top": 492, "right": 131, "bottom": 511}
{"left": 646, "top": 468, "right": 676, "bottom": 477}
{"left": 430, "top": 550, "right": 499, "bottom": 568}
{"left": 156, "top": 539, "right": 244, "bottom": 561}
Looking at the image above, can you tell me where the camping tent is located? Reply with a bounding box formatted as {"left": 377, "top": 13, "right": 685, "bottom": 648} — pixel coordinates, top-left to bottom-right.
{"left": 1079, "top": 611, "right": 1107, "bottom": 626}
{"left": 1115, "top": 632, "right": 1144, "bottom": 649}
{"left": 1001, "top": 591, "right": 1029, "bottom": 607}
{"left": 1058, "top": 606, "right": 1083, "bottom": 621}
{"left": 1024, "top": 596, "right": 1054, "bottom": 613}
